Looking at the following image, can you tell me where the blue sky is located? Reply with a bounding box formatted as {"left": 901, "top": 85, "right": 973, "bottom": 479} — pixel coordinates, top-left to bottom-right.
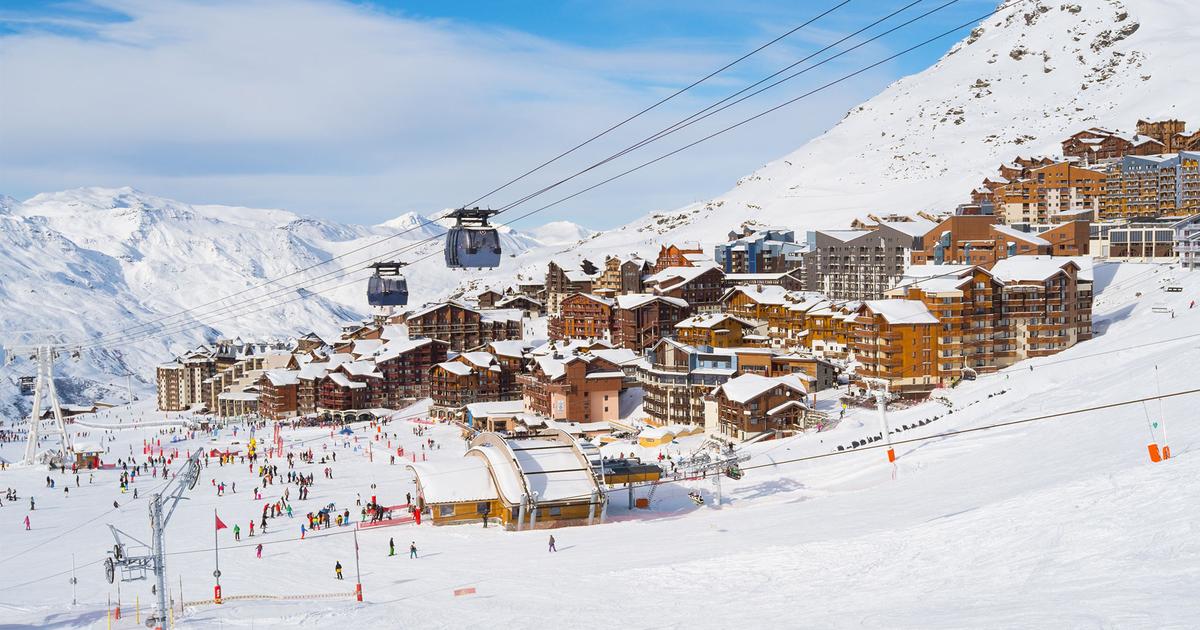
{"left": 0, "top": 0, "right": 997, "bottom": 229}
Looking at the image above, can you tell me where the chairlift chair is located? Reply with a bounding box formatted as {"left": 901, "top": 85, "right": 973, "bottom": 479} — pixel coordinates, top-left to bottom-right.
{"left": 367, "top": 262, "right": 409, "bottom": 307}
{"left": 444, "top": 207, "right": 502, "bottom": 269}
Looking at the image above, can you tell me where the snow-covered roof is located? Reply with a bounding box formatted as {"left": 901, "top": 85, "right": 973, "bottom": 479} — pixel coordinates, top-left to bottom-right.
{"left": 507, "top": 438, "right": 598, "bottom": 502}
{"left": 407, "top": 301, "right": 478, "bottom": 320}
{"left": 435, "top": 361, "right": 474, "bottom": 376}
{"left": 458, "top": 351, "right": 497, "bottom": 368}
{"left": 466, "top": 400, "right": 527, "bottom": 418}
{"left": 488, "top": 340, "right": 530, "bottom": 359}
{"left": 819, "top": 229, "right": 872, "bottom": 242}
{"left": 584, "top": 371, "right": 625, "bottom": 380}
{"left": 408, "top": 458, "right": 498, "bottom": 504}
{"left": 568, "top": 293, "right": 614, "bottom": 308}
{"left": 480, "top": 308, "right": 523, "bottom": 323}
{"left": 715, "top": 373, "right": 808, "bottom": 404}
{"left": 902, "top": 264, "right": 973, "bottom": 280}
{"left": 588, "top": 348, "right": 640, "bottom": 366}
{"left": 342, "top": 360, "right": 382, "bottom": 378}
{"left": 767, "top": 400, "right": 809, "bottom": 416}
{"left": 373, "top": 337, "right": 435, "bottom": 363}
{"left": 675, "top": 313, "right": 756, "bottom": 330}
{"left": 467, "top": 444, "right": 526, "bottom": 504}
{"left": 218, "top": 391, "right": 259, "bottom": 401}
{"left": 564, "top": 269, "right": 596, "bottom": 282}
{"left": 722, "top": 284, "right": 796, "bottom": 306}
{"left": 533, "top": 356, "right": 568, "bottom": 380}
{"left": 298, "top": 363, "right": 329, "bottom": 380}
{"left": 380, "top": 324, "right": 408, "bottom": 341}
{"left": 993, "top": 224, "right": 1050, "bottom": 246}
{"left": 989, "top": 256, "right": 1081, "bottom": 282}
{"left": 497, "top": 295, "right": 542, "bottom": 307}
{"left": 645, "top": 264, "right": 721, "bottom": 288}
{"left": 614, "top": 293, "right": 689, "bottom": 310}
{"left": 351, "top": 338, "right": 383, "bottom": 357}
{"left": 880, "top": 217, "right": 937, "bottom": 237}
{"left": 327, "top": 372, "right": 366, "bottom": 389}
{"left": 863, "top": 300, "right": 940, "bottom": 325}
{"left": 264, "top": 369, "right": 299, "bottom": 387}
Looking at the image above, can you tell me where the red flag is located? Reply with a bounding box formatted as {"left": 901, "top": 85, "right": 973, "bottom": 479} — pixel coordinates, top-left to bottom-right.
{"left": 215, "top": 513, "right": 228, "bottom": 531}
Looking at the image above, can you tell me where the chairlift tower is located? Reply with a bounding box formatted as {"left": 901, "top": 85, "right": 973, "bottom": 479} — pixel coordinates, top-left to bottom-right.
{"left": 4, "top": 344, "right": 74, "bottom": 465}
{"left": 859, "top": 376, "right": 897, "bottom": 463}
{"left": 104, "top": 451, "right": 202, "bottom": 630}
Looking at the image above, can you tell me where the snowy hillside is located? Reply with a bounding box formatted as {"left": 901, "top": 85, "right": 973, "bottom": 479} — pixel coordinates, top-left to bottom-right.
{"left": 529, "top": 0, "right": 1197, "bottom": 254}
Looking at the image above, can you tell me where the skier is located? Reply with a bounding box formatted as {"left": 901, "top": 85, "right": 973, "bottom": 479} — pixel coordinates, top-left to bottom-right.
{"left": 389, "top": 537, "right": 395, "bottom": 557}
{"left": 29, "top": 497, "right": 34, "bottom": 511}
{"left": 409, "top": 541, "right": 418, "bottom": 559}
{"left": 234, "top": 524, "right": 241, "bottom": 541}
{"left": 335, "top": 561, "right": 343, "bottom": 580}
{"left": 548, "top": 535, "right": 557, "bottom": 553}
{"left": 256, "top": 544, "right": 263, "bottom": 559}
{"left": 24, "top": 515, "right": 30, "bottom": 530}
{"left": 300, "top": 524, "right": 306, "bottom": 540}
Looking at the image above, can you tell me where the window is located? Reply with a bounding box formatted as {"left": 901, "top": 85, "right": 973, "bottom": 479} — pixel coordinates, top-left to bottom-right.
{"left": 439, "top": 505, "right": 455, "bottom": 517}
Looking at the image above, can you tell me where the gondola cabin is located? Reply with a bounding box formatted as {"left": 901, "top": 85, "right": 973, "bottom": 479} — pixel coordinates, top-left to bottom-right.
{"left": 445, "top": 207, "right": 502, "bottom": 269}
{"left": 367, "top": 262, "right": 409, "bottom": 307}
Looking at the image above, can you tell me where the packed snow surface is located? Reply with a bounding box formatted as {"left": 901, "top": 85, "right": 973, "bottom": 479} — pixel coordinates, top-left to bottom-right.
{"left": 2, "top": 262, "right": 1200, "bottom": 629}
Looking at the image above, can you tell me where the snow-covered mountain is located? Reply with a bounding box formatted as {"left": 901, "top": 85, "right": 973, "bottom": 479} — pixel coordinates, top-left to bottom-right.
{"left": 527, "top": 221, "right": 597, "bottom": 247}
{"left": 537, "top": 0, "right": 1197, "bottom": 255}
{"left": 0, "top": 187, "right": 587, "bottom": 413}
{"left": 2, "top": 0, "right": 1193, "bottom": 411}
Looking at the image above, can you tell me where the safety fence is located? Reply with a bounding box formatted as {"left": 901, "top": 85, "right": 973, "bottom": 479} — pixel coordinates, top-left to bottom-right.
{"left": 184, "top": 591, "right": 357, "bottom": 606}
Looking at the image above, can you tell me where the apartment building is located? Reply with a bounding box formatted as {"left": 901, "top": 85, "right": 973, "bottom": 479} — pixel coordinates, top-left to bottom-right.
{"left": 850, "top": 300, "right": 942, "bottom": 397}
{"left": 544, "top": 259, "right": 600, "bottom": 315}
{"left": 887, "top": 266, "right": 1006, "bottom": 377}
{"left": 652, "top": 244, "right": 706, "bottom": 272}
{"left": 999, "top": 161, "right": 1107, "bottom": 224}
{"left": 713, "top": 226, "right": 806, "bottom": 274}
{"left": 258, "top": 370, "right": 299, "bottom": 420}
{"left": 519, "top": 353, "right": 624, "bottom": 422}
{"left": 674, "top": 313, "right": 760, "bottom": 348}
{"left": 611, "top": 294, "right": 691, "bottom": 351}
{"left": 989, "top": 257, "right": 1093, "bottom": 360}
{"left": 804, "top": 221, "right": 932, "bottom": 301}
{"left": 594, "top": 256, "right": 651, "bottom": 296}
{"left": 709, "top": 373, "right": 812, "bottom": 441}
{"left": 402, "top": 302, "right": 522, "bottom": 352}
{"left": 156, "top": 349, "right": 218, "bottom": 411}
{"left": 640, "top": 339, "right": 737, "bottom": 427}
{"left": 644, "top": 264, "right": 726, "bottom": 310}
{"left": 549, "top": 293, "right": 615, "bottom": 342}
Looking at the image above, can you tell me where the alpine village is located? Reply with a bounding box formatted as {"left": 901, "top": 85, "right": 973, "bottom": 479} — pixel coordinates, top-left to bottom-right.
{"left": 150, "top": 118, "right": 1200, "bottom": 529}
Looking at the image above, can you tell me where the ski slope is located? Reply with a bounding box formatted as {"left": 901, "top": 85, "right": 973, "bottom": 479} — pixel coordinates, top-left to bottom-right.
{"left": 2, "top": 261, "right": 1199, "bottom": 628}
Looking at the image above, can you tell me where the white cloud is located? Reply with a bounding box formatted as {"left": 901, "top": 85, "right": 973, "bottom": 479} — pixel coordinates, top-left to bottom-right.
{"left": 0, "top": 0, "right": 899, "bottom": 228}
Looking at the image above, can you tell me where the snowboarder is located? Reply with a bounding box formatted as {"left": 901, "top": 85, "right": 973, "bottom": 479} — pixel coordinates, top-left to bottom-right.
{"left": 335, "top": 561, "right": 343, "bottom": 580}
{"left": 389, "top": 537, "right": 395, "bottom": 557}
{"left": 409, "top": 541, "right": 417, "bottom": 559}
{"left": 548, "top": 535, "right": 556, "bottom": 553}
